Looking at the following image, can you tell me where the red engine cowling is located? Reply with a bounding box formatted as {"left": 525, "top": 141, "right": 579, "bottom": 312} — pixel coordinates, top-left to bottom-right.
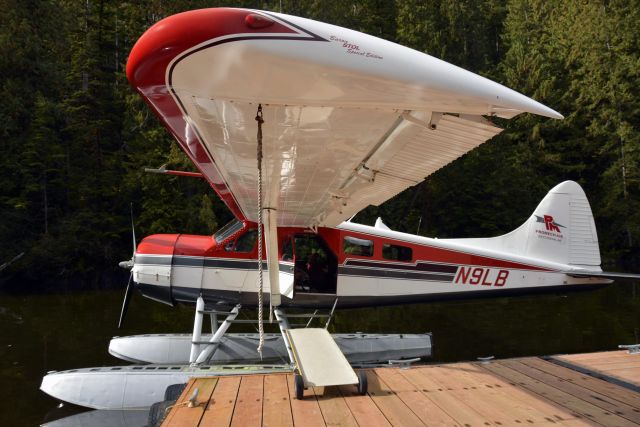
{"left": 133, "top": 234, "right": 216, "bottom": 305}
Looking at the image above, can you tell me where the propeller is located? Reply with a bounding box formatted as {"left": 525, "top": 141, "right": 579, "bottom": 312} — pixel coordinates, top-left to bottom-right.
{"left": 118, "top": 272, "right": 134, "bottom": 329}
{"left": 117, "top": 203, "right": 137, "bottom": 328}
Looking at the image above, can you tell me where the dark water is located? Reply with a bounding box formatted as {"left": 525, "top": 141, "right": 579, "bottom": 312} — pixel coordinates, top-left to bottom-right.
{"left": 1, "top": 284, "right": 639, "bottom": 426}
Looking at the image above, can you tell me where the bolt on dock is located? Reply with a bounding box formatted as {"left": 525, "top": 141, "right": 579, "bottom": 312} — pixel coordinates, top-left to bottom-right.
{"left": 159, "top": 350, "right": 640, "bottom": 426}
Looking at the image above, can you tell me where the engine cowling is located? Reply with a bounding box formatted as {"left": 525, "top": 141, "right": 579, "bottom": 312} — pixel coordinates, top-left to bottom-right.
{"left": 133, "top": 234, "right": 216, "bottom": 305}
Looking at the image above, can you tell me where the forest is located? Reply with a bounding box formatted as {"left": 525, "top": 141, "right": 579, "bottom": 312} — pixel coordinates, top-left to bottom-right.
{"left": 0, "top": 0, "right": 638, "bottom": 290}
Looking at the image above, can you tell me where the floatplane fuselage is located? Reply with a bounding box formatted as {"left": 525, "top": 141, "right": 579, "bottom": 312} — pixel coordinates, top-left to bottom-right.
{"left": 131, "top": 180, "right": 612, "bottom": 310}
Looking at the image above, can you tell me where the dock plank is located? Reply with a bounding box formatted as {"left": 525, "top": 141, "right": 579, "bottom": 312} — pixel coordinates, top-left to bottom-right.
{"left": 374, "top": 367, "right": 457, "bottom": 426}
{"left": 465, "top": 362, "right": 594, "bottom": 427}
{"left": 555, "top": 351, "right": 632, "bottom": 361}
{"left": 200, "top": 376, "right": 241, "bottom": 427}
{"left": 162, "top": 377, "right": 218, "bottom": 427}
{"left": 367, "top": 370, "right": 425, "bottom": 426}
{"left": 400, "top": 366, "right": 493, "bottom": 426}
{"left": 522, "top": 357, "right": 640, "bottom": 410}
{"left": 314, "top": 385, "right": 359, "bottom": 427}
{"left": 230, "top": 375, "right": 264, "bottom": 427}
{"left": 287, "top": 375, "right": 325, "bottom": 427}
{"left": 262, "top": 374, "right": 293, "bottom": 427}
{"left": 424, "top": 363, "right": 552, "bottom": 426}
{"left": 581, "top": 362, "right": 638, "bottom": 369}
{"left": 338, "top": 383, "right": 391, "bottom": 427}
{"left": 577, "top": 361, "right": 640, "bottom": 370}
{"left": 438, "top": 362, "right": 581, "bottom": 426}
{"left": 482, "top": 361, "right": 636, "bottom": 426}
{"left": 501, "top": 359, "right": 640, "bottom": 424}
{"left": 607, "top": 367, "right": 640, "bottom": 381}
{"left": 551, "top": 351, "right": 640, "bottom": 390}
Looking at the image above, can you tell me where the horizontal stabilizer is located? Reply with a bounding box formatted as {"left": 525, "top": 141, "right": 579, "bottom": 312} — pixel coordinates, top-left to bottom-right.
{"left": 564, "top": 271, "right": 640, "bottom": 281}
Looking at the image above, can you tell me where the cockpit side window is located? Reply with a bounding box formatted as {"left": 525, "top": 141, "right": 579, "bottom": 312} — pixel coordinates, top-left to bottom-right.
{"left": 224, "top": 228, "right": 257, "bottom": 253}
{"left": 234, "top": 229, "right": 257, "bottom": 252}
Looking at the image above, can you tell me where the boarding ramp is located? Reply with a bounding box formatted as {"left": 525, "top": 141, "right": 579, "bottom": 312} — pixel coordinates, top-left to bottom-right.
{"left": 287, "top": 328, "right": 358, "bottom": 387}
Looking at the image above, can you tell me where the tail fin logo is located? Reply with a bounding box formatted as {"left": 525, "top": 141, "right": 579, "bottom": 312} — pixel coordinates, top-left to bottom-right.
{"left": 534, "top": 214, "right": 565, "bottom": 241}
{"left": 545, "top": 215, "right": 563, "bottom": 232}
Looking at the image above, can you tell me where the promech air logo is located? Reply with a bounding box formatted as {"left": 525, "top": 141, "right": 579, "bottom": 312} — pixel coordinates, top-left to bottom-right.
{"left": 534, "top": 214, "right": 565, "bottom": 241}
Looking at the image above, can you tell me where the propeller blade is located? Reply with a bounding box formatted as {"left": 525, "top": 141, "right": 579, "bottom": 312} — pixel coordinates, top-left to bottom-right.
{"left": 130, "top": 203, "right": 137, "bottom": 256}
{"left": 118, "top": 272, "right": 134, "bottom": 329}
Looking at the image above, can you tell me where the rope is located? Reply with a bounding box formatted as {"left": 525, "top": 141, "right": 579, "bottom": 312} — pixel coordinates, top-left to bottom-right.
{"left": 256, "top": 104, "right": 265, "bottom": 358}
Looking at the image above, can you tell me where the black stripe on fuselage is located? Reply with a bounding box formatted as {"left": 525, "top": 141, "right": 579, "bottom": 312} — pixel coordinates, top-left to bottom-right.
{"left": 134, "top": 255, "right": 171, "bottom": 265}
{"left": 339, "top": 266, "right": 454, "bottom": 282}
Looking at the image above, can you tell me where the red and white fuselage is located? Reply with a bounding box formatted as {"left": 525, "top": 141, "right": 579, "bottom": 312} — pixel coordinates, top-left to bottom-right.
{"left": 132, "top": 181, "right": 609, "bottom": 309}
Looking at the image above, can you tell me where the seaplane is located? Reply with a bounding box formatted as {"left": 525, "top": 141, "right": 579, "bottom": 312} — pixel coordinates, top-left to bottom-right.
{"left": 40, "top": 7, "right": 639, "bottom": 415}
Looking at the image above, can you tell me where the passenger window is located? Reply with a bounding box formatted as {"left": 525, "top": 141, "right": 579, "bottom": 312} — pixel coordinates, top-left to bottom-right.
{"left": 228, "top": 229, "right": 257, "bottom": 253}
{"left": 382, "top": 244, "right": 412, "bottom": 262}
{"left": 343, "top": 236, "right": 373, "bottom": 257}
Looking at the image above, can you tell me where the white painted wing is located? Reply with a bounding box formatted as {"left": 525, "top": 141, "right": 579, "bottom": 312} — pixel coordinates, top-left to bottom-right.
{"left": 145, "top": 9, "right": 562, "bottom": 228}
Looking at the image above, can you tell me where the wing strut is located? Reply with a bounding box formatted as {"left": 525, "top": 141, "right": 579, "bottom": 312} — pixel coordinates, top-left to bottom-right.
{"left": 264, "top": 208, "right": 281, "bottom": 306}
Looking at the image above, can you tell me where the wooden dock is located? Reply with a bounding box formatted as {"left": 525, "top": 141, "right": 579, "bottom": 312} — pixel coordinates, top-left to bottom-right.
{"left": 161, "top": 350, "right": 640, "bottom": 426}
{"left": 550, "top": 350, "right": 640, "bottom": 391}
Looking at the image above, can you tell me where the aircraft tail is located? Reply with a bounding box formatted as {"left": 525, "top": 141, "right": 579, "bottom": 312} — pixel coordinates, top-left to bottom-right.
{"left": 454, "top": 181, "right": 601, "bottom": 267}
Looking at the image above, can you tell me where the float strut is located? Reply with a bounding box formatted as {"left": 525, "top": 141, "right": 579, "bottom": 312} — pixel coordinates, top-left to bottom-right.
{"left": 194, "top": 304, "right": 241, "bottom": 365}
{"left": 210, "top": 313, "right": 219, "bottom": 334}
{"left": 189, "top": 297, "right": 205, "bottom": 364}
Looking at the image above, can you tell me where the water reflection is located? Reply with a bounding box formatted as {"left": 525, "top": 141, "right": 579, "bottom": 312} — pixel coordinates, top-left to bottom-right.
{"left": 0, "top": 283, "right": 638, "bottom": 426}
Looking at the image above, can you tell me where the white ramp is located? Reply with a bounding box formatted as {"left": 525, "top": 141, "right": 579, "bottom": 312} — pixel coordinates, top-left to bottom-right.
{"left": 287, "top": 328, "right": 358, "bottom": 387}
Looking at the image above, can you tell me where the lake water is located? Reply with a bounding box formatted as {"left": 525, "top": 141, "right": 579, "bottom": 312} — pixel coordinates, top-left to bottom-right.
{"left": 0, "top": 284, "right": 638, "bottom": 426}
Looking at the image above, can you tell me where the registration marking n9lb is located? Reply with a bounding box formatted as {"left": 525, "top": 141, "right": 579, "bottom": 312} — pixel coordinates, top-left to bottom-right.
{"left": 455, "top": 267, "right": 509, "bottom": 287}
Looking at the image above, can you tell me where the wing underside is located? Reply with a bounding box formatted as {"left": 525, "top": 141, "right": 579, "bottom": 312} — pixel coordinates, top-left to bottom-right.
{"left": 180, "top": 98, "right": 502, "bottom": 227}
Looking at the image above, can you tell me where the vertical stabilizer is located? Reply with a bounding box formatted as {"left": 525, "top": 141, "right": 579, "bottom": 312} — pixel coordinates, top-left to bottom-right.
{"left": 450, "top": 181, "right": 601, "bottom": 267}
{"left": 524, "top": 181, "right": 600, "bottom": 266}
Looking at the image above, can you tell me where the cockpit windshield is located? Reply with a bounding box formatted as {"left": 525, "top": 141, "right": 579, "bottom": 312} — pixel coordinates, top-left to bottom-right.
{"left": 213, "top": 219, "right": 244, "bottom": 244}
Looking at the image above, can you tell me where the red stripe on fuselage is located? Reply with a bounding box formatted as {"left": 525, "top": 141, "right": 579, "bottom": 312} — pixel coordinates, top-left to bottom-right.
{"left": 126, "top": 9, "right": 298, "bottom": 220}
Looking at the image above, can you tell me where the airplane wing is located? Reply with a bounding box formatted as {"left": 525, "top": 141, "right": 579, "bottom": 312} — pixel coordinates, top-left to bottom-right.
{"left": 127, "top": 8, "right": 563, "bottom": 229}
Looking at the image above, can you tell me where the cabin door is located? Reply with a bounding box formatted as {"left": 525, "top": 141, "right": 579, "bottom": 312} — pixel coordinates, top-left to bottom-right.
{"left": 284, "top": 234, "right": 337, "bottom": 296}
